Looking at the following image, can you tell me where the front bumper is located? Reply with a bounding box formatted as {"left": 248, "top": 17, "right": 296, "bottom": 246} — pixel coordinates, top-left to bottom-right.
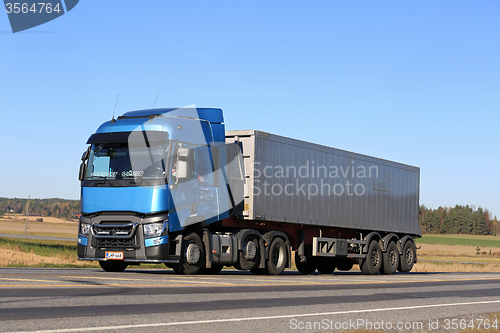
{"left": 78, "top": 257, "right": 179, "bottom": 264}
{"left": 77, "top": 212, "right": 179, "bottom": 264}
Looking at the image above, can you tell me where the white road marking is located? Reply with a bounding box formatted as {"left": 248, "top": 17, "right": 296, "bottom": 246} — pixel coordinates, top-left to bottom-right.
{"left": 9, "top": 299, "right": 500, "bottom": 333}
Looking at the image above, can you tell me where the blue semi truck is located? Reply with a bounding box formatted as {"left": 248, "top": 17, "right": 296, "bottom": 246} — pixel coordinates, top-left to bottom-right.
{"left": 78, "top": 107, "right": 421, "bottom": 275}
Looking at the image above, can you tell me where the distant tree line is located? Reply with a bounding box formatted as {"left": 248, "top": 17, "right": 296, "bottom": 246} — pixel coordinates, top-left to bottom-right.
{"left": 1, "top": 197, "right": 498, "bottom": 233}
{"left": 420, "top": 205, "right": 499, "bottom": 236}
{"left": 0, "top": 197, "right": 80, "bottom": 220}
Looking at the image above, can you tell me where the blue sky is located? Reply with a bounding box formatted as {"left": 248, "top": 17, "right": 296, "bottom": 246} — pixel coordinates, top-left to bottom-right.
{"left": 0, "top": 1, "right": 499, "bottom": 218}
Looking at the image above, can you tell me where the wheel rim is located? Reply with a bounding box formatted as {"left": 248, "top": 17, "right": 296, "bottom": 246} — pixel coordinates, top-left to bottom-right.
{"left": 389, "top": 249, "right": 397, "bottom": 267}
{"left": 244, "top": 239, "right": 257, "bottom": 261}
{"left": 272, "top": 245, "right": 284, "bottom": 268}
{"left": 405, "top": 247, "right": 413, "bottom": 264}
{"left": 185, "top": 241, "right": 201, "bottom": 265}
{"left": 371, "top": 248, "right": 380, "bottom": 266}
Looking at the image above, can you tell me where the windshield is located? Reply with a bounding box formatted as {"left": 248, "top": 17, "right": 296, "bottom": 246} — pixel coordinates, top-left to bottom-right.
{"left": 85, "top": 141, "right": 170, "bottom": 181}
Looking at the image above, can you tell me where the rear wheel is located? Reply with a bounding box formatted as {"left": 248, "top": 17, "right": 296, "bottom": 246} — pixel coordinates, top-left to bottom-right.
{"left": 381, "top": 241, "right": 399, "bottom": 275}
{"left": 99, "top": 260, "right": 128, "bottom": 272}
{"left": 236, "top": 235, "right": 260, "bottom": 271}
{"left": 294, "top": 251, "right": 316, "bottom": 274}
{"left": 265, "top": 237, "right": 287, "bottom": 275}
{"left": 360, "top": 240, "right": 382, "bottom": 275}
{"left": 398, "top": 241, "right": 416, "bottom": 272}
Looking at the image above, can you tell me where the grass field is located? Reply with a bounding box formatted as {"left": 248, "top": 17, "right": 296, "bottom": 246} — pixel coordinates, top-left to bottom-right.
{"left": 0, "top": 214, "right": 78, "bottom": 222}
{"left": 414, "top": 234, "right": 500, "bottom": 273}
{"left": 0, "top": 219, "right": 77, "bottom": 239}
{"left": 0, "top": 238, "right": 98, "bottom": 268}
{"left": 417, "top": 234, "right": 500, "bottom": 248}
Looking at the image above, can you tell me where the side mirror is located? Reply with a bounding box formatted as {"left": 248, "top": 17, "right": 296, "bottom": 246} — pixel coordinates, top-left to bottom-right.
{"left": 78, "top": 162, "right": 87, "bottom": 182}
{"left": 81, "top": 147, "right": 90, "bottom": 161}
{"left": 176, "top": 160, "right": 189, "bottom": 179}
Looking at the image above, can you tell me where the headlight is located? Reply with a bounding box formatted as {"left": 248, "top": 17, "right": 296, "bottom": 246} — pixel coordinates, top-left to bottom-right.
{"left": 80, "top": 223, "right": 91, "bottom": 237}
{"left": 143, "top": 222, "right": 165, "bottom": 239}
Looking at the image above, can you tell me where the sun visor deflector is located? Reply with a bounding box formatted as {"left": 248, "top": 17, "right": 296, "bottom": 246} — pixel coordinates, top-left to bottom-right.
{"left": 86, "top": 131, "right": 169, "bottom": 145}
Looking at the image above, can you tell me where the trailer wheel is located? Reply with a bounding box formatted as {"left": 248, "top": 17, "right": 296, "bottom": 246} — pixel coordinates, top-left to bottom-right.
{"left": 265, "top": 237, "right": 287, "bottom": 275}
{"left": 236, "top": 235, "right": 260, "bottom": 271}
{"left": 316, "top": 259, "right": 336, "bottom": 274}
{"left": 398, "top": 241, "right": 416, "bottom": 272}
{"left": 178, "top": 232, "right": 205, "bottom": 275}
{"left": 380, "top": 241, "right": 399, "bottom": 275}
{"left": 294, "top": 251, "right": 316, "bottom": 274}
{"left": 99, "top": 260, "right": 128, "bottom": 272}
{"left": 360, "top": 240, "right": 382, "bottom": 275}
{"left": 335, "top": 258, "right": 354, "bottom": 271}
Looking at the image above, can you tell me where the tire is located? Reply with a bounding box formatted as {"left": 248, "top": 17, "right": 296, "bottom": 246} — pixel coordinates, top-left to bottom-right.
{"left": 235, "top": 235, "right": 260, "bottom": 271}
{"left": 316, "top": 259, "right": 335, "bottom": 274}
{"left": 295, "top": 251, "right": 316, "bottom": 274}
{"left": 99, "top": 260, "right": 128, "bottom": 272}
{"left": 335, "top": 258, "right": 354, "bottom": 271}
{"left": 381, "top": 241, "right": 399, "bottom": 275}
{"left": 360, "top": 240, "right": 382, "bottom": 275}
{"left": 200, "top": 264, "right": 224, "bottom": 275}
{"left": 177, "top": 232, "right": 205, "bottom": 275}
{"left": 398, "top": 241, "right": 416, "bottom": 272}
{"left": 265, "top": 237, "right": 287, "bottom": 275}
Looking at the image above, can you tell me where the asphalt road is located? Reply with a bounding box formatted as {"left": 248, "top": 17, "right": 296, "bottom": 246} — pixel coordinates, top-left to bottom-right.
{"left": 0, "top": 268, "right": 499, "bottom": 332}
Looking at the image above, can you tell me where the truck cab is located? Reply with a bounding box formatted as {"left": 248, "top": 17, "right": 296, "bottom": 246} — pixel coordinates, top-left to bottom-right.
{"left": 78, "top": 107, "right": 242, "bottom": 272}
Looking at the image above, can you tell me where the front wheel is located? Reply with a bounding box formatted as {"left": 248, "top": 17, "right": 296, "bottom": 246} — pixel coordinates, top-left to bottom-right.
{"left": 99, "top": 260, "right": 128, "bottom": 272}
{"left": 165, "top": 264, "right": 181, "bottom": 274}
{"left": 265, "top": 237, "right": 287, "bottom": 275}
{"left": 177, "top": 232, "right": 205, "bottom": 275}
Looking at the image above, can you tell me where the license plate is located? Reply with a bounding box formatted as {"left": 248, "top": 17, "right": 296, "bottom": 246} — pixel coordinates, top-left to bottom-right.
{"left": 105, "top": 251, "right": 124, "bottom": 260}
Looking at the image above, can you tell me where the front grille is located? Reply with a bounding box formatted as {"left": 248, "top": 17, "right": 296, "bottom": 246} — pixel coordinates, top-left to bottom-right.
{"left": 92, "top": 223, "right": 136, "bottom": 238}
{"left": 97, "top": 238, "right": 134, "bottom": 248}
{"left": 91, "top": 222, "right": 138, "bottom": 249}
